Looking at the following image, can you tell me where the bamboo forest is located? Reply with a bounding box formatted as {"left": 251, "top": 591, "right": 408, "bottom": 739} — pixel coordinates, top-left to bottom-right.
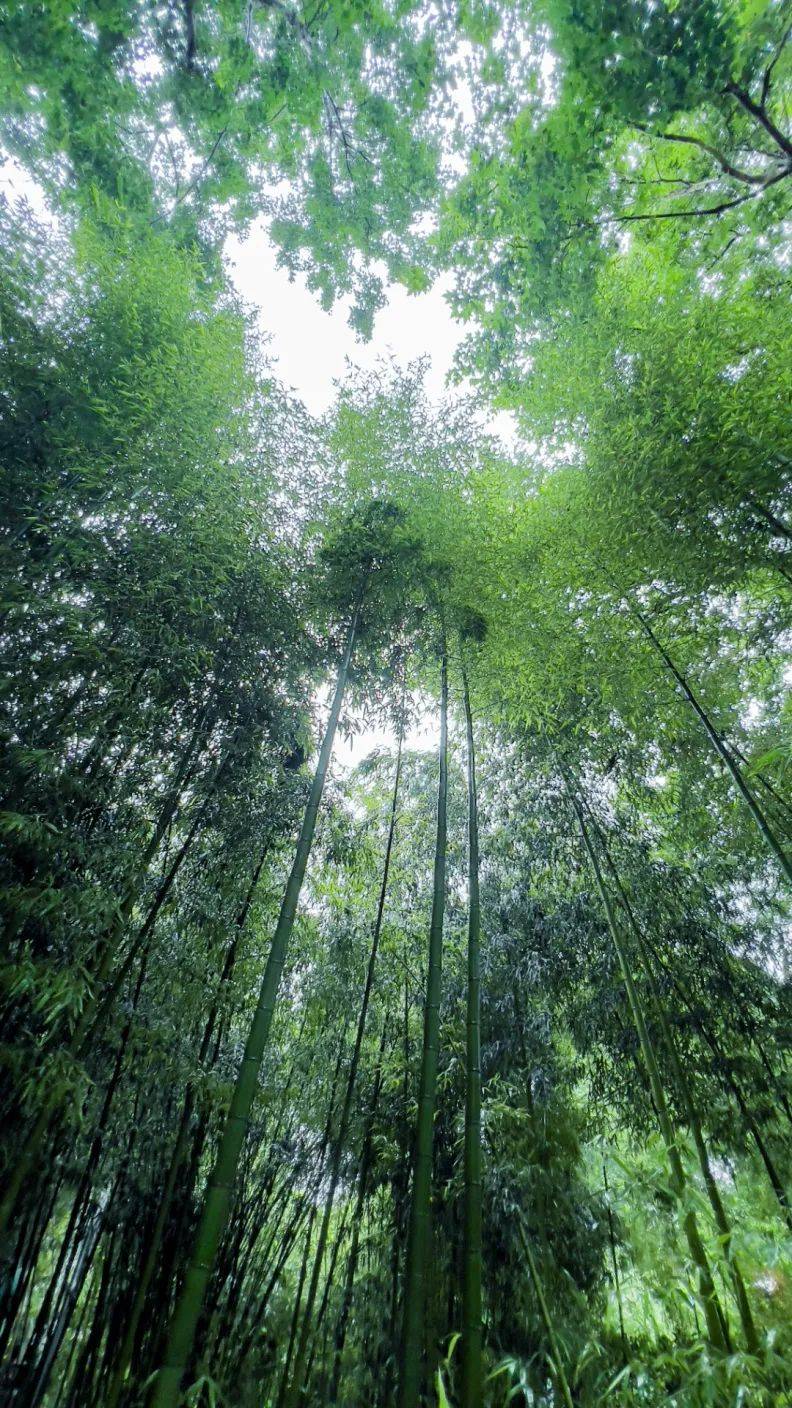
{"left": 1, "top": 2, "right": 792, "bottom": 1405}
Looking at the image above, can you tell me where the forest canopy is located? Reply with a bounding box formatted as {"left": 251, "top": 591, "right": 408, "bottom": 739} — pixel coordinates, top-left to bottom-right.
{"left": 0, "top": 3, "right": 790, "bottom": 1408}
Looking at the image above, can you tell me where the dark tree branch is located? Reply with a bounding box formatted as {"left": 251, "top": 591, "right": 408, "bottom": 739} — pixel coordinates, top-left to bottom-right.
{"left": 704, "top": 232, "right": 740, "bottom": 269}
{"left": 725, "top": 83, "right": 792, "bottom": 159}
{"left": 761, "top": 19, "right": 792, "bottom": 108}
{"left": 184, "top": 0, "right": 197, "bottom": 72}
{"left": 634, "top": 122, "right": 765, "bottom": 184}
{"left": 168, "top": 125, "right": 229, "bottom": 213}
{"left": 323, "top": 91, "right": 373, "bottom": 181}
{"left": 607, "top": 164, "right": 791, "bottom": 223}
{"left": 258, "top": 0, "right": 313, "bottom": 49}
{"left": 624, "top": 174, "right": 702, "bottom": 188}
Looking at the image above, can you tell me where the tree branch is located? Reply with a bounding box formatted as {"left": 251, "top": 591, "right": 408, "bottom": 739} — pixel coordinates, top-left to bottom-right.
{"left": 704, "top": 232, "right": 740, "bottom": 269}
{"left": 761, "top": 19, "right": 792, "bottom": 108}
{"left": 323, "top": 91, "right": 373, "bottom": 181}
{"left": 169, "top": 126, "right": 229, "bottom": 211}
{"left": 606, "top": 164, "right": 791, "bottom": 224}
{"left": 258, "top": 0, "right": 313, "bottom": 50}
{"left": 633, "top": 122, "right": 765, "bottom": 184}
{"left": 725, "top": 83, "right": 792, "bottom": 160}
{"left": 184, "top": 0, "right": 197, "bottom": 72}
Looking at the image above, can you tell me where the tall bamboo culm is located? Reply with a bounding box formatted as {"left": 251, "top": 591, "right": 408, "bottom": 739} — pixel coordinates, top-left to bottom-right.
{"left": 461, "top": 657, "right": 483, "bottom": 1408}
{"left": 148, "top": 591, "right": 365, "bottom": 1408}
{"left": 398, "top": 649, "right": 448, "bottom": 1408}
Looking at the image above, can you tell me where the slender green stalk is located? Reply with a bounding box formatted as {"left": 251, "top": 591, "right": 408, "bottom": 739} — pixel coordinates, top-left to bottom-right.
{"left": 723, "top": 1065, "right": 792, "bottom": 1234}
{"left": 461, "top": 657, "right": 483, "bottom": 1408}
{"left": 281, "top": 720, "right": 404, "bottom": 1408}
{"left": 599, "top": 859, "right": 792, "bottom": 1233}
{"left": 275, "top": 1033, "right": 349, "bottom": 1408}
{"left": 625, "top": 597, "right": 792, "bottom": 886}
{"left": 515, "top": 1217, "right": 575, "bottom": 1408}
{"left": 303, "top": 1204, "right": 351, "bottom": 1389}
{"left": 148, "top": 591, "right": 364, "bottom": 1408}
{"left": 105, "top": 846, "right": 266, "bottom": 1408}
{"left": 564, "top": 780, "right": 729, "bottom": 1353}
{"left": 398, "top": 649, "right": 448, "bottom": 1408}
{"left": 277, "top": 1206, "right": 318, "bottom": 1408}
{"left": 328, "top": 1019, "right": 389, "bottom": 1404}
{"left": 590, "top": 818, "right": 760, "bottom": 1355}
{"left": 0, "top": 741, "right": 232, "bottom": 1242}
{"left": 602, "top": 1158, "right": 628, "bottom": 1363}
{"left": 581, "top": 547, "right": 791, "bottom": 883}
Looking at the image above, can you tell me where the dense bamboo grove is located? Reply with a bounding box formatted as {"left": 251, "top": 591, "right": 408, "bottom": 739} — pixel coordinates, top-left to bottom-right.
{"left": 0, "top": 2, "right": 790, "bottom": 1406}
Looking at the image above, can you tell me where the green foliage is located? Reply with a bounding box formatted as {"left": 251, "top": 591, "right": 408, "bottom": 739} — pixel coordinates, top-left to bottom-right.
{"left": 1, "top": 4, "right": 791, "bottom": 1407}
{"left": 0, "top": 0, "right": 462, "bottom": 322}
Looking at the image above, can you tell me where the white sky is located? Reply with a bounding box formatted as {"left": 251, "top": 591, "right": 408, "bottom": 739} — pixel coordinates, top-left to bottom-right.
{"left": 225, "top": 221, "right": 503, "bottom": 766}
{"left": 227, "top": 221, "right": 463, "bottom": 416}
{"left": 225, "top": 219, "right": 519, "bottom": 440}
{"left": 336, "top": 699, "right": 440, "bottom": 767}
